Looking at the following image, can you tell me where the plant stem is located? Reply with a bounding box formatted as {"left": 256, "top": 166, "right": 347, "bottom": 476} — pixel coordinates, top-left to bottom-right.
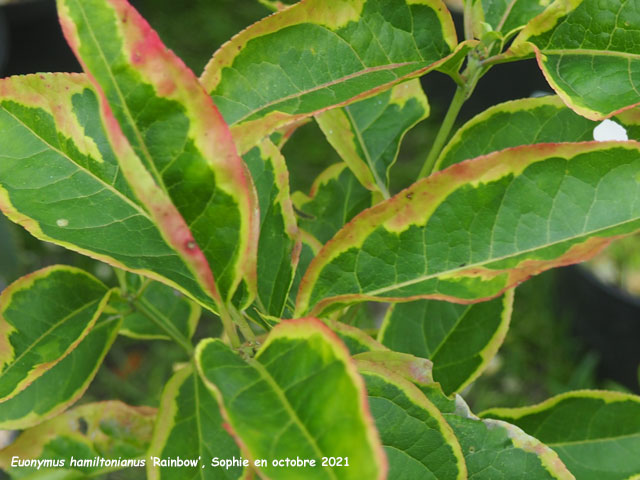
{"left": 218, "top": 305, "right": 241, "bottom": 349}
{"left": 133, "top": 298, "right": 194, "bottom": 355}
{"left": 114, "top": 268, "right": 128, "bottom": 293}
{"left": 418, "top": 85, "right": 467, "bottom": 178}
{"left": 231, "top": 308, "right": 257, "bottom": 343}
{"left": 418, "top": 58, "right": 486, "bottom": 179}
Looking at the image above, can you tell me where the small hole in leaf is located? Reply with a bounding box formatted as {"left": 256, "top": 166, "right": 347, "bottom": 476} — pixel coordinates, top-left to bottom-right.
{"left": 593, "top": 119, "right": 628, "bottom": 141}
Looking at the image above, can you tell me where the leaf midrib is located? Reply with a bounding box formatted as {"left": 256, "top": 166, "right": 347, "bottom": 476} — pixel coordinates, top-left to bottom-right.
{"left": 71, "top": 0, "right": 165, "bottom": 187}
{"left": 362, "top": 216, "right": 639, "bottom": 298}
{"left": 549, "top": 431, "right": 640, "bottom": 447}
{"left": 542, "top": 48, "right": 640, "bottom": 60}
{"left": 247, "top": 357, "right": 339, "bottom": 480}
{"left": 0, "top": 297, "right": 102, "bottom": 386}
{"left": 1, "top": 107, "right": 149, "bottom": 219}
{"left": 229, "top": 61, "right": 423, "bottom": 126}
{"left": 344, "top": 106, "right": 390, "bottom": 198}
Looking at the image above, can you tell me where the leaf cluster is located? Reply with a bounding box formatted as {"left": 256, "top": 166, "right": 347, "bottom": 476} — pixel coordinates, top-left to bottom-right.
{"left": 1, "top": 0, "right": 640, "bottom": 478}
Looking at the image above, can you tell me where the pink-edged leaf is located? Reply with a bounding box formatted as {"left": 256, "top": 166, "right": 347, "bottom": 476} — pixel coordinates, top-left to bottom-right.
{"left": 296, "top": 141, "right": 640, "bottom": 316}
{"left": 56, "top": 0, "right": 258, "bottom": 306}
{"left": 200, "top": 0, "right": 464, "bottom": 153}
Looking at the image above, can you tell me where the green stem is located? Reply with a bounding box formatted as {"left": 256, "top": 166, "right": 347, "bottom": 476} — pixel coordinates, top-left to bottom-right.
{"left": 134, "top": 298, "right": 194, "bottom": 355}
{"left": 418, "top": 85, "right": 467, "bottom": 178}
{"left": 418, "top": 59, "right": 486, "bottom": 179}
{"left": 219, "top": 305, "right": 241, "bottom": 349}
{"left": 114, "top": 268, "right": 128, "bottom": 293}
{"left": 231, "top": 308, "right": 257, "bottom": 343}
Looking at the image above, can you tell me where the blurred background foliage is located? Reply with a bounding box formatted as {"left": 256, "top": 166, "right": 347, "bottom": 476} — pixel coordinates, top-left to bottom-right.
{"left": 0, "top": 0, "right": 635, "bottom": 415}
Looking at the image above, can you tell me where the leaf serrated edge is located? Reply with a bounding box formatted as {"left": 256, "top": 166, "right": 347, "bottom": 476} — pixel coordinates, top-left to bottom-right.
{"left": 295, "top": 141, "right": 640, "bottom": 316}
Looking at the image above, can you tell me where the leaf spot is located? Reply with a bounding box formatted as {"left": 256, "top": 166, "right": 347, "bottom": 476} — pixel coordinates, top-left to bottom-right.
{"left": 186, "top": 241, "right": 196, "bottom": 250}
{"left": 56, "top": 218, "right": 69, "bottom": 227}
{"left": 593, "top": 119, "right": 628, "bottom": 141}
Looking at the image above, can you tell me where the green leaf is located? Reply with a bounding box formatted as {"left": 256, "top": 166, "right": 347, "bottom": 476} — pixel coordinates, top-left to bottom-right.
{"left": 356, "top": 359, "right": 467, "bottom": 479}
{"left": 445, "top": 413, "right": 574, "bottom": 479}
{"left": 57, "top": 0, "right": 258, "bottom": 304}
{"left": 354, "top": 352, "right": 552, "bottom": 480}
{"left": 200, "top": 0, "right": 459, "bottom": 152}
{"left": 481, "top": 390, "right": 640, "bottom": 480}
{"left": 0, "top": 265, "right": 111, "bottom": 402}
{"left": 378, "top": 291, "right": 513, "bottom": 394}
{"left": 196, "top": 318, "right": 386, "bottom": 480}
{"left": 117, "top": 275, "right": 200, "bottom": 342}
{"left": 325, "top": 318, "right": 387, "bottom": 355}
{"left": 0, "top": 401, "right": 154, "bottom": 477}
{"left": 293, "top": 163, "right": 375, "bottom": 244}
{"left": 0, "top": 73, "right": 219, "bottom": 311}
{"left": 148, "top": 366, "right": 242, "bottom": 480}
{"left": 511, "top": 0, "right": 640, "bottom": 120}
{"left": 316, "top": 80, "right": 429, "bottom": 195}
{"left": 295, "top": 141, "right": 640, "bottom": 316}
{"left": 352, "top": 350, "right": 456, "bottom": 413}
{"left": 244, "top": 139, "right": 300, "bottom": 317}
{"left": 0, "top": 314, "right": 120, "bottom": 430}
{"left": 437, "top": 96, "right": 599, "bottom": 170}
{"left": 286, "top": 230, "right": 321, "bottom": 316}
{"left": 258, "top": 0, "right": 297, "bottom": 12}
{"left": 471, "top": 0, "right": 552, "bottom": 38}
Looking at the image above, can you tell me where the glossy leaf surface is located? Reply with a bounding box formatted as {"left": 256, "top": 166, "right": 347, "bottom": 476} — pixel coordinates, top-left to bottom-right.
{"left": 201, "top": 0, "right": 458, "bottom": 152}
{"left": 482, "top": 391, "right": 640, "bottom": 480}
{"left": 437, "top": 96, "right": 599, "bottom": 170}
{"left": 148, "top": 366, "right": 242, "bottom": 480}
{"left": 0, "top": 266, "right": 110, "bottom": 402}
{"left": 0, "top": 401, "right": 155, "bottom": 477}
{"left": 57, "top": 0, "right": 257, "bottom": 304}
{"left": 296, "top": 142, "right": 640, "bottom": 316}
{"left": 357, "top": 359, "right": 466, "bottom": 480}
{"left": 472, "top": 0, "right": 550, "bottom": 37}
{"left": 244, "top": 139, "right": 299, "bottom": 317}
{"left": 446, "top": 413, "right": 574, "bottom": 479}
{"left": 379, "top": 291, "right": 513, "bottom": 394}
{"left": 0, "top": 315, "right": 120, "bottom": 430}
{"left": 512, "top": 0, "right": 640, "bottom": 119}
{"left": 196, "top": 318, "right": 385, "bottom": 480}
{"left": 0, "top": 73, "right": 218, "bottom": 310}
{"left": 316, "top": 80, "right": 429, "bottom": 194}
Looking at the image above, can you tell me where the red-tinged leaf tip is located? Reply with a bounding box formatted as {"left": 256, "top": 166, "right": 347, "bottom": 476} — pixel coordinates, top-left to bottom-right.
{"left": 57, "top": 0, "right": 259, "bottom": 304}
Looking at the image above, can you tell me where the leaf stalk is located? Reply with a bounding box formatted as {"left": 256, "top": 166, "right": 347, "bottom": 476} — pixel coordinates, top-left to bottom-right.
{"left": 418, "top": 57, "right": 486, "bottom": 179}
